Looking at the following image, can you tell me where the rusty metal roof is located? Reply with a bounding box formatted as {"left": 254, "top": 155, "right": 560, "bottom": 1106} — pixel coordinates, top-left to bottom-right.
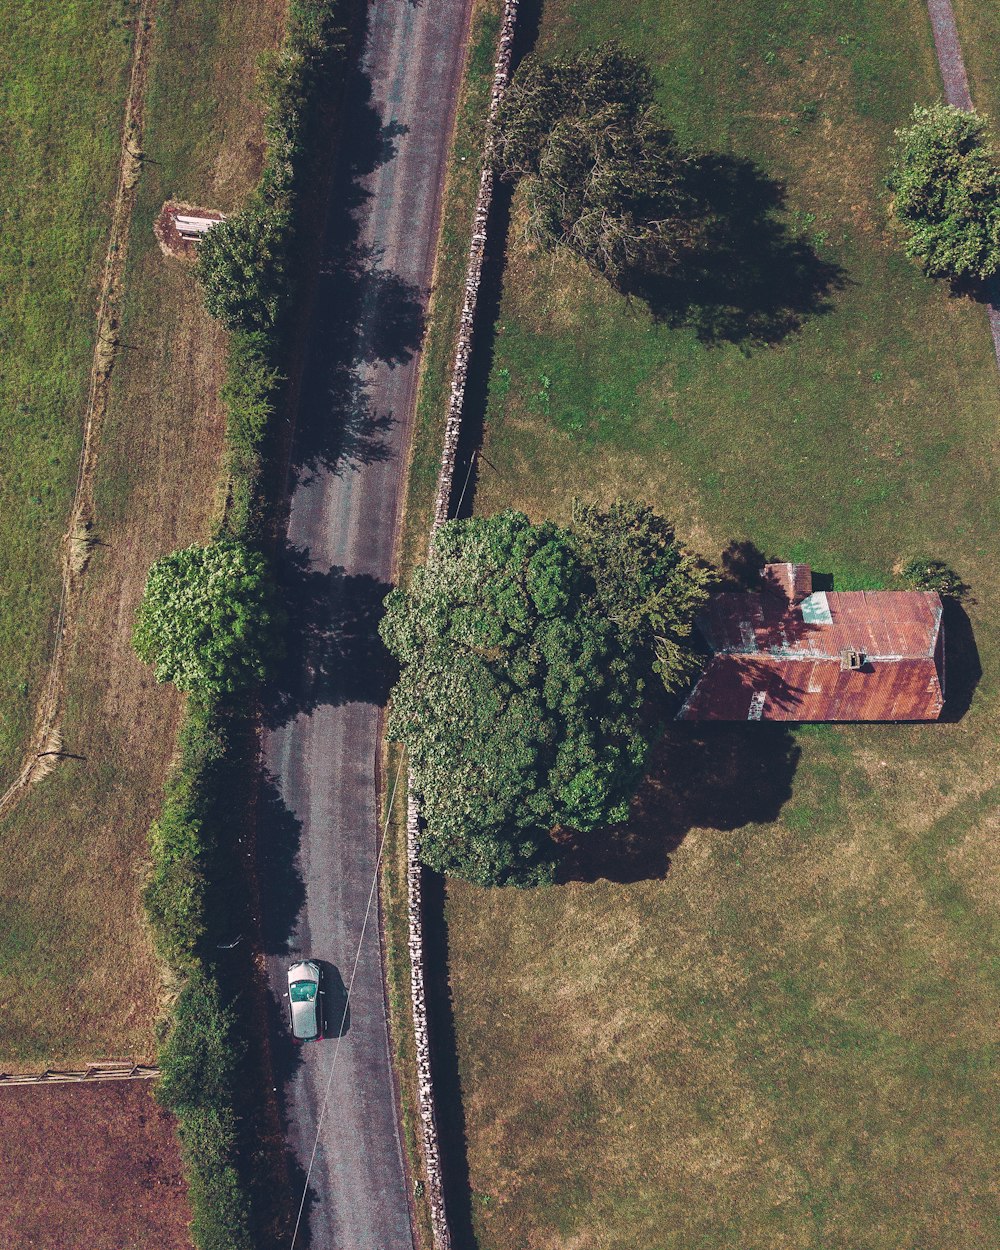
{"left": 679, "top": 566, "right": 945, "bottom": 722}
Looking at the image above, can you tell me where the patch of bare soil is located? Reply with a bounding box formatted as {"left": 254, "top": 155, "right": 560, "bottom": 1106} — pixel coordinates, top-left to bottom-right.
{"left": 0, "top": 1082, "right": 191, "bottom": 1249}
{"left": 154, "top": 200, "right": 225, "bottom": 260}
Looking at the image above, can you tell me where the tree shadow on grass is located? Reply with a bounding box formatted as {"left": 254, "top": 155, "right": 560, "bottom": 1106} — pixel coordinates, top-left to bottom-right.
{"left": 622, "top": 153, "right": 847, "bottom": 349}
{"left": 556, "top": 724, "right": 800, "bottom": 884}
{"left": 263, "top": 542, "right": 397, "bottom": 728}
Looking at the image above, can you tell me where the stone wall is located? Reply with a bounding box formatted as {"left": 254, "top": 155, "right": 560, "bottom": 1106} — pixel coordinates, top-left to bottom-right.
{"left": 406, "top": 2, "right": 520, "bottom": 1247}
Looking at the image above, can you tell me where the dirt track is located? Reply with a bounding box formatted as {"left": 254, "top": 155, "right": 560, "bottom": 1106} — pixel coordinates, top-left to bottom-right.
{"left": 260, "top": 0, "right": 474, "bottom": 1245}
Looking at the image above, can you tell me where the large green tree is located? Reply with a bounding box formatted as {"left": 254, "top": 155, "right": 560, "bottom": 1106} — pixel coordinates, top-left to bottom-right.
{"left": 887, "top": 103, "right": 1000, "bottom": 282}
{"left": 381, "top": 508, "right": 707, "bottom": 886}
{"left": 491, "top": 43, "right": 699, "bottom": 285}
{"left": 134, "top": 540, "right": 282, "bottom": 698}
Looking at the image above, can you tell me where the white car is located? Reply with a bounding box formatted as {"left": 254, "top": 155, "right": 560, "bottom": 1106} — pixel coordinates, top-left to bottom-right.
{"left": 286, "top": 960, "right": 323, "bottom": 1042}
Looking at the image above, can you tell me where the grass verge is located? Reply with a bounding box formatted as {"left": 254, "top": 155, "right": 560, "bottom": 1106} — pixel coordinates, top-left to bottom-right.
{"left": 424, "top": 1, "right": 1000, "bottom": 1247}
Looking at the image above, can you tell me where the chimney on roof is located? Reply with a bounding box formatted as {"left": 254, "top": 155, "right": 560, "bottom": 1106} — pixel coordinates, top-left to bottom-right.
{"left": 762, "top": 562, "right": 813, "bottom": 603}
{"left": 840, "top": 647, "right": 865, "bottom": 672}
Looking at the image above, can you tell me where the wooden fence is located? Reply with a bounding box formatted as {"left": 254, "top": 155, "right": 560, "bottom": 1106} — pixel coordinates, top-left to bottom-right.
{"left": 0, "top": 1061, "right": 158, "bottom": 1088}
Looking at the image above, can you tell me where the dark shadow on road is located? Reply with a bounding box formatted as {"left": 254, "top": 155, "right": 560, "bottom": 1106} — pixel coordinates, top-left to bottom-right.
{"left": 555, "top": 723, "right": 800, "bottom": 884}
{"left": 263, "top": 543, "right": 397, "bottom": 728}
{"left": 621, "top": 153, "right": 846, "bottom": 348}
{"left": 291, "top": 67, "right": 425, "bottom": 488}
{"left": 940, "top": 598, "right": 981, "bottom": 722}
{"left": 422, "top": 868, "right": 480, "bottom": 1250}
{"left": 257, "top": 767, "right": 307, "bottom": 955}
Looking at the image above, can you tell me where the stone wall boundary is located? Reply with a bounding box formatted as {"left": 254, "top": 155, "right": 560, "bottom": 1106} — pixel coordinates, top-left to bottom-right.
{"left": 405, "top": 2, "right": 520, "bottom": 1247}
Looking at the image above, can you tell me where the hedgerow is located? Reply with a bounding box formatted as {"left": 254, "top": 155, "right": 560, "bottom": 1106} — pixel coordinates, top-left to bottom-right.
{"left": 143, "top": 2, "right": 352, "bottom": 1246}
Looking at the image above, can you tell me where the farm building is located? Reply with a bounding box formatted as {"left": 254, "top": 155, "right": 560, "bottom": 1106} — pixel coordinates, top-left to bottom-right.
{"left": 678, "top": 563, "right": 945, "bottom": 722}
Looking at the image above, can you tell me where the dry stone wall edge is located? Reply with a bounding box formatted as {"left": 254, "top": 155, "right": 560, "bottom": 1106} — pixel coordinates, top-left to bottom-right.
{"left": 405, "top": 4, "right": 520, "bottom": 1247}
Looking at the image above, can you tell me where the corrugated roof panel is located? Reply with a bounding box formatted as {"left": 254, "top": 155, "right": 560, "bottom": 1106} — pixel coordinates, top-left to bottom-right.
{"left": 679, "top": 654, "right": 944, "bottom": 722}
{"left": 682, "top": 568, "right": 945, "bottom": 722}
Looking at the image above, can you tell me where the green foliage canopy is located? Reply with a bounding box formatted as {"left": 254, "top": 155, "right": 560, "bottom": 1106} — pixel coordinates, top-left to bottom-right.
{"left": 381, "top": 508, "right": 707, "bottom": 886}
{"left": 134, "top": 540, "right": 282, "bottom": 697}
{"left": 195, "top": 202, "right": 289, "bottom": 333}
{"left": 491, "top": 43, "right": 698, "bottom": 284}
{"left": 887, "top": 103, "right": 1000, "bottom": 282}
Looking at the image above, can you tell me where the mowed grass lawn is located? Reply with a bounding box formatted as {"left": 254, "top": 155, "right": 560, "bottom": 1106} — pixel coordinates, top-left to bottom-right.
{"left": 445, "top": 1, "right": 1000, "bottom": 1246}
{"left": 0, "top": 2, "right": 135, "bottom": 784}
{"left": 0, "top": 0, "right": 283, "bottom": 1062}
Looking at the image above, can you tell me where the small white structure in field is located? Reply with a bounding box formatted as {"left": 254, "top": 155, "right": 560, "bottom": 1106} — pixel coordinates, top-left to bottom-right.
{"left": 175, "top": 214, "right": 224, "bottom": 242}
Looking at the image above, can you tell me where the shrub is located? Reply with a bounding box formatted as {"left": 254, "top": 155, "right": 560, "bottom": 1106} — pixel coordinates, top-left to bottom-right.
{"left": 901, "top": 556, "right": 969, "bottom": 599}
{"left": 492, "top": 43, "right": 699, "bottom": 285}
{"left": 158, "top": 975, "right": 252, "bottom": 1250}
{"left": 195, "top": 201, "right": 290, "bottom": 333}
{"left": 887, "top": 103, "right": 1000, "bottom": 282}
{"left": 133, "top": 539, "right": 283, "bottom": 697}
{"left": 157, "top": 967, "right": 242, "bottom": 1114}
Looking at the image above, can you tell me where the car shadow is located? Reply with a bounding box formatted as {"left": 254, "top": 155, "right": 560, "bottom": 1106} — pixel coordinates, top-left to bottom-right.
{"left": 941, "top": 597, "right": 981, "bottom": 722}
{"left": 318, "top": 961, "right": 351, "bottom": 1039}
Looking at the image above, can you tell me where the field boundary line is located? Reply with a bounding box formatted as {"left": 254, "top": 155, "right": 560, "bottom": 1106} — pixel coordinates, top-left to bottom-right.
{"left": 925, "top": 0, "right": 1000, "bottom": 368}
{"left": 0, "top": 1061, "right": 159, "bottom": 1088}
{"left": 0, "top": 0, "right": 157, "bottom": 823}
{"left": 404, "top": 3, "right": 520, "bottom": 1247}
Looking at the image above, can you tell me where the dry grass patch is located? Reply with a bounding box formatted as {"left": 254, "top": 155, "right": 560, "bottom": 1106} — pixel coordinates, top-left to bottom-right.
{"left": 441, "top": 0, "right": 1000, "bottom": 1246}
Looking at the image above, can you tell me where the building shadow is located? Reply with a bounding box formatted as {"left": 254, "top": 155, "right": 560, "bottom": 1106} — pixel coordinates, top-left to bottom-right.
{"left": 620, "top": 151, "right": 847, "bottom": 348}
{"left": 263, "top": 542, "right": 397, "bottom": 728}
{"left": 940, "top": 598, "right": 981, "bottom": 722}
{"left": 555, "top": 723, "right": 800, "bottom": 884}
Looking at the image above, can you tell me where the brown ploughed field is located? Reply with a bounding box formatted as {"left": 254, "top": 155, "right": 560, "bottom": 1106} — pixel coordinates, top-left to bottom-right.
{"left": 0, "top": 1083, "right": 191, "bottom": 1249}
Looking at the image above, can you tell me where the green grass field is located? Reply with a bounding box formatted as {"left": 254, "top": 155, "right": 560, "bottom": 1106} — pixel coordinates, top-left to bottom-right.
{"left": 0, "top": 2, "right": 136, "bottom": 784}
{"left": 0, "top": 0, "right": 283, "bottom": 1062}
{"left": 435, "top": 1, "right": 1000, "bottom": 1246}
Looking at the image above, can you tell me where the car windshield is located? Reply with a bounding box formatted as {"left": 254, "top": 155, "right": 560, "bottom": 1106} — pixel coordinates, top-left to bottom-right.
{"left": 290, "top": 980, "right": 317, "bottom": 1003}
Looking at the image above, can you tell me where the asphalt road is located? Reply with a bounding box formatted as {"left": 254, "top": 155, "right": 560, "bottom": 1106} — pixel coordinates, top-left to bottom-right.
{"left": 261, "top": 0, "right": 473, "bottom": 1245}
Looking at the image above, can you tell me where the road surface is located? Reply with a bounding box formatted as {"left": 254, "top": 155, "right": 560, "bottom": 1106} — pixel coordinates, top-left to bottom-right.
{"left": 261, "top": 0, "right": 473, "bottom": 1245}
